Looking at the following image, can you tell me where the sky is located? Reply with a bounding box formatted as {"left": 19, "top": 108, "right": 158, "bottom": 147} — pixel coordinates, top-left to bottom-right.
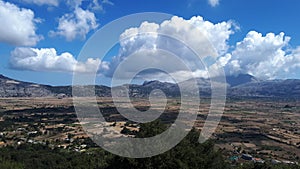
{"left": 1, "top": 0, "right": 300, "bottom": 86}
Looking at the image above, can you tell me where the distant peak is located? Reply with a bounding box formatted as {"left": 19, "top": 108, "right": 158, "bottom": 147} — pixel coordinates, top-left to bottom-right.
{"left": 0, "top": 74, "right": 10, "bottom": 80}
{"left": 142, "top": 80, "right": 161, "bottom": 86}
{"left": 229, "top": 73, "right": 254, "bottom": 78}
{"left": 226, "top": 73, "right": 259, "bottom": 87}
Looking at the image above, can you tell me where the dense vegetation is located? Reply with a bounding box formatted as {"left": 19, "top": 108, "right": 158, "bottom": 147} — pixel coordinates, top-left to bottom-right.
{"left": 0, "top": 120, "right": 299, "bottom": 169}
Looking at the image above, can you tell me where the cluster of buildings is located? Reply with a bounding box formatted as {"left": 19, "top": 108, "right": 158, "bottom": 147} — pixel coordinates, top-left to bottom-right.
{"left": 230, "top": 153, "right": 299, "bottom": 166}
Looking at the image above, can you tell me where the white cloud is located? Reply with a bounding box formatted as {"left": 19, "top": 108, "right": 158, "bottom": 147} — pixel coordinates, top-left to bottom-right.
{"left": 103, "top": 15, "right": 300, "bottom": 81}
{"left": 10, "top": 47, "right": 108, "bottom": 73}
{"left": 187, "top": 16, "right": 234, "bottom": 55}
{"left": 208, "top": 0, "right": 220, "bottom": 7}
{"left": 103, "top": 0, "right": 114, "bottom": 5}
{"left": 0, "top": 0, "right": 42, "bottom": 46}
{"left": 89, "top": 0, "right": 103, "bottom": 11}
{"left": 66, "top": 0, "right": 113, "bottom": 11}
{"left": 104, "top": 16, "right": 234, "bottom": 81}
{"left": 222, "top": 31, "right": 300, "bottom": 79}
{"left": 66, "top": 0, "right": 83, "bottom": 8}
{"left": 88, "top": 0, "right": 114, "bottom": 11}
{"left": 49, "top": 7, "right": 98, "bottom": 41}
{"left": 22, "top": 0, "right": 59, "bottom": 6}
{"left": 118, "top": 16, "right": 234, "bottom": 58}
{"left": 135, "top": 69, "right": 209, "bottom": 83}
{"left": 217, "top": 53, "right": 231, "bottom": 67}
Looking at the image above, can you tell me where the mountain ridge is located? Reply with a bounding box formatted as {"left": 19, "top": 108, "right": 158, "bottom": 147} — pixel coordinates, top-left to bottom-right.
{"left": 0, "top": 74, "right": 299, "bottom": 99}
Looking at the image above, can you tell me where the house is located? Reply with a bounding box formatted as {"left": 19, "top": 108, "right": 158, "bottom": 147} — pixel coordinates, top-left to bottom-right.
{"left": 253, "top": 158, "right": 265, "bottom": 163}
{"left": 241, "top": 154, "right": 253, "bottom": 161}
{"left": 271, "top": 159, "right": 281, "bottom": 164}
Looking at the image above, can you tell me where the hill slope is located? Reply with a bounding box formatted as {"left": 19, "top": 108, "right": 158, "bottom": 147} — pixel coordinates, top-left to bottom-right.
{"left": 0, "top": 74, "right": 299, "bottom": 99}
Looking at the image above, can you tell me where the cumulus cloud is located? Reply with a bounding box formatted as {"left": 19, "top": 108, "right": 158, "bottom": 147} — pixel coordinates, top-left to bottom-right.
{"left": 10, "top": 47, "right": 108, "bottom": 73}
{"left": 118, "top": 16, "right": 234, "bottom": 57}
{"left": 103, "top": 16, "right": 234, "bottom": 82}
{"left": 208, "top": 0, "right": 220, "bottom": 7}
{"left": 188, "top": 16, "right": 235, "bottom": 55}
{"left": 22, "top": 0, "right": 59, "bottom": 6}
{"left": 221, "top": 31, "right": 300, "bottom": 79}
{"left": 101, "top": 15, "right": 300, "bottom": 81}
{"left": 49, "top": 7, "right": 98, "bottom": 41}
{"left": 0, "top": 0, "right": 42, "bottom": 46}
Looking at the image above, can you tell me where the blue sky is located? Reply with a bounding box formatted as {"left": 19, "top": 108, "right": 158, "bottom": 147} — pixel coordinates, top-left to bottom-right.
{"left": 1, "top": 0, "right": 300, "bottom": 86}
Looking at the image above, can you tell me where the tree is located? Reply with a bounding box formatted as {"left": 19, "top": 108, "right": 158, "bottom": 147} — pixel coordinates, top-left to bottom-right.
{"left": 108, "top": 120, "right": 230, "bottom": 169}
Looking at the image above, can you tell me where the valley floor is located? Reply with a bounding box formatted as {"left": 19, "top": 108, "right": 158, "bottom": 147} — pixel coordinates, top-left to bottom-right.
{"left": 0, "top": 97, "right": 299, "bottom": 166}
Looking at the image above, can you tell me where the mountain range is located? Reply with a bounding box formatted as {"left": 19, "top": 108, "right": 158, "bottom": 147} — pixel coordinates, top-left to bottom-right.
{"left": 0, "top": 74, "right": 299, "bottom": 99}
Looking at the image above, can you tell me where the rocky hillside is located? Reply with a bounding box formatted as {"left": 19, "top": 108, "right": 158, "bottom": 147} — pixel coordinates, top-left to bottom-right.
{"left": 229, "top": 79, "right": 300, "bottom": 98}
{"left": 0, "top": 74, "right": 299, "bottom": 99}
{"left": 0, "top": 75, "right": 53, "bottom": 97}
